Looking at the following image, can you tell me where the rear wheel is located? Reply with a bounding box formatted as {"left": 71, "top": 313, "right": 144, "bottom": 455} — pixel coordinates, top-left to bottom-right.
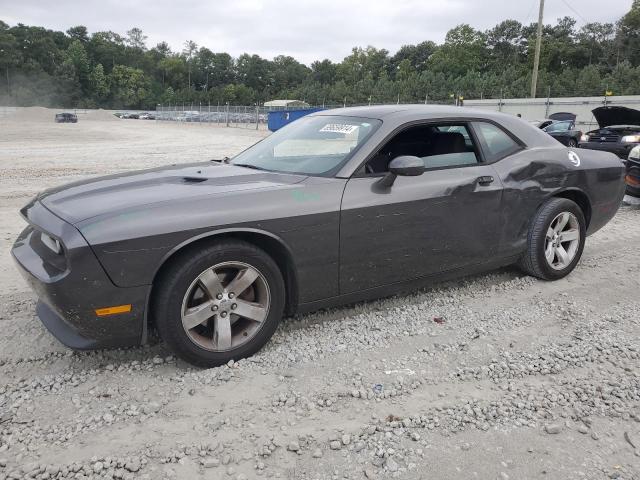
{"left": 567, "top": 138, "right": 578, "bottom": 148}
{"left": 153, "top": 241, "right": 285, "bottom": 367}
{"left": 518, "top": 198, "right": 586, "bottom": 280}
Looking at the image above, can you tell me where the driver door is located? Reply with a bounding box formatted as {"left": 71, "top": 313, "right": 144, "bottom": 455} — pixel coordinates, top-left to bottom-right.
{"left": 339, "top": 122, "right": 504, "bottom": 294}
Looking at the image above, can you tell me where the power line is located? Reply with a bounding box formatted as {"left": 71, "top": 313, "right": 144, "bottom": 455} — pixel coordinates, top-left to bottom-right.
{"left": 560, "top": 0, "right": 591, "bottom": 24}
{"left": 523, "top": 0, "right": 539, "bottom": 24}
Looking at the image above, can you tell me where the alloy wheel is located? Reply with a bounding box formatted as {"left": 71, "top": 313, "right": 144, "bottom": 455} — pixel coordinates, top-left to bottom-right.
{"left": 544, "top": 212, "right": 581, "bottom": 270}
{"left": 181, "top": 261, "right": 270, "bottom": 351}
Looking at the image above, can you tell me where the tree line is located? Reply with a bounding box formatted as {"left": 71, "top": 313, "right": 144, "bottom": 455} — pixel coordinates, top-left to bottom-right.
{"left": 0, "top": 1, "right": 639, "bottom": 109}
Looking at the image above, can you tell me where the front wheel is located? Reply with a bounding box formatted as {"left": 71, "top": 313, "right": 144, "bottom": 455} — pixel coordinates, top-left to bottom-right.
{"left": 567, "top": 138, "right": 578, "bottom": 148}
{"left": 518, "top": 198, "right": 586, "bottom": 280}
{"left": 152, "top": 241, "right": 285, "bottom": 367}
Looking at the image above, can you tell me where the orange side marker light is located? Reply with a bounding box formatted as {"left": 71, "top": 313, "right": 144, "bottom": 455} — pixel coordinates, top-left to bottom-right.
{"left": 95, "top": 304, "right": 132, "bottom": 316}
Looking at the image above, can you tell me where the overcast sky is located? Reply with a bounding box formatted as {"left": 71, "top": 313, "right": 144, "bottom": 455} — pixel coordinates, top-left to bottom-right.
{"left": 0, "top": 0, "right": 633, "bottom": 64}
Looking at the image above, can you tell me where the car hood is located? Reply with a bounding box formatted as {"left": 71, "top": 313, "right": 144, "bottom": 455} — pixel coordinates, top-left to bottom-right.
{"left": 592, "top": 106, "right": 640, "bottom": 129}
{"left": 549, "top": 112, "right": 576, "bottom": 121}
{"left": 39, "top": 162, "right": 307, "bottom": 224}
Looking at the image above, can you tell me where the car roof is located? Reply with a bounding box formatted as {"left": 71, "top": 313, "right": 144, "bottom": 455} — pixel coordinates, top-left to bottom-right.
{"left": 325, "top": 105, "right": 562, "bottom": 178}
{"left": 312, "top": 104, "right": 516, "bottom": 122}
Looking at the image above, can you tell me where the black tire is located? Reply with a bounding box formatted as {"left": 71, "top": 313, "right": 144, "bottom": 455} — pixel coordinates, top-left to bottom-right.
{"left": 152, "top": 240, "right": 285, "bottom": 368}
{"left": 567, "top": 138, "right": 578, "bottom": 148}
{"left": 518, "top": 198, "right": 586, "bottom": 280}
{"left": 626, "top": 185, "right": 640, "bottom": 198}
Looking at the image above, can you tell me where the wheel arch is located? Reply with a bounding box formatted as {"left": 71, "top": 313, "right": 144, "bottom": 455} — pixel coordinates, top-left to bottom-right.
{"left": 145, "top": 228, "right": 299, "bottom": 335}
{"left": 550, "top": 188, "right": 592, "bottom": 228}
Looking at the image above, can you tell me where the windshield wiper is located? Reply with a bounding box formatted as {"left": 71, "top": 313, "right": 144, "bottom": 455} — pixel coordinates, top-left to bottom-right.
{"left": 234, "top": 163, "right": 267, "bottom": 171}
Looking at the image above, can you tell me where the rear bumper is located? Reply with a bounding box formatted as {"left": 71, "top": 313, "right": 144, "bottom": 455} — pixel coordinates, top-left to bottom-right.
{"left": 578, "top": 141, "right": 638, "bottom": 159}
{"left": 12, "top": 200, "right": 148, "bottom": 350}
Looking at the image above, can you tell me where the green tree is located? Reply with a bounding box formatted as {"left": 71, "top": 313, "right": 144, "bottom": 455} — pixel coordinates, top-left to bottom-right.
{"left": 311, "top": 59, "right": 336, "bottom": 85}
{"left": 66, "top": 26, "right": 89, "bottom": 43}
{"left": 65, "top": 39, "right": 90, "bottom": 87}
{"left": 126, "top": 27, "right": 147, "bottom": 49}
{"left": 182, "top": 40, "right": 198, "bottom": 89}
{"left": 109, "top": 64, "right": 149, "bottom": 107}
{"left": 428, "top": 25, "right": 487, "bottom": 76}
{"left": 618, "top": 0, "right": 640, "bottom": 66}
{"left": 89, "top": 63, "right": 109, "bottom": 102}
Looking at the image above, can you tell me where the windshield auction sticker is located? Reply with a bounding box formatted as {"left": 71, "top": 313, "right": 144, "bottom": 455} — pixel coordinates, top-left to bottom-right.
{"left": 320, "top": 124, "right": 359, "bottom": 134}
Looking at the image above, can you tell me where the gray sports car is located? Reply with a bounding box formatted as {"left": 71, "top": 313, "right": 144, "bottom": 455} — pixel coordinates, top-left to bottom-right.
{"left": 12, "top": 106, "right": 626, "bottom": 367}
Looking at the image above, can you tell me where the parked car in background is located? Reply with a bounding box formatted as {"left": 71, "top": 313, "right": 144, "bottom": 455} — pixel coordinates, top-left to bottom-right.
{"left": 529, "top": 119, "right": 554, "bottom": 129}
{"left": 12, "top": 105, "right": 626, "bottom": 367}
{"left": 578, "top": 106, "right": 640, "bottom": 158}
{"left": 542, "top": 120, "right": 582, "bottom": 147}
{"left": 54, "top": 112, "right": 78, "bottom": 123}
{"left": 626, "top": 145, "right": 640, "bottom": 197}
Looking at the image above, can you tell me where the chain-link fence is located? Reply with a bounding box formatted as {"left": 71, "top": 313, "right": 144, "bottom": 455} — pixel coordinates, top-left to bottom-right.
{"left": 156, "top": 95, "right": 640, "bottom": 131}
{"left": 156, "top": 104, "right": 269, "bottom": 129}
{"left": 154, "top": 101, "right": 455, "bottom": 129}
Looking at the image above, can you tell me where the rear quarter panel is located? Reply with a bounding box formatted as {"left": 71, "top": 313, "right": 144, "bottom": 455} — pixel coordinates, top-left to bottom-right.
{"left": 492, "top": 146, "right": 625, "bottom": 258}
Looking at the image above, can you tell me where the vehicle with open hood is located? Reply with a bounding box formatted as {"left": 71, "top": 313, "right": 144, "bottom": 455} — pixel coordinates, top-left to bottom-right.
{"left": 578, "top": 106, "right": 640, "bottom": 159}
{"left": 541, "top": 113, "right": 582, "bottom": 147}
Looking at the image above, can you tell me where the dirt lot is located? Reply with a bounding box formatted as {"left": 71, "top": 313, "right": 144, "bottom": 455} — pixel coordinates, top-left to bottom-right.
{"left": 1, "top": 110, "right": 639, "bottom": 480}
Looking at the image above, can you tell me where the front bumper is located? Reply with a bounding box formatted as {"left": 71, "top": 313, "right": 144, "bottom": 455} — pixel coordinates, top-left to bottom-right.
{"left": 11, "top": 199, "right": 148, "bottom": 350}
{"left": 578, "top": 141, "right": 638, "bottom": 159}
{"left": 626, "top": 159, "right": 640, "bottom": 197}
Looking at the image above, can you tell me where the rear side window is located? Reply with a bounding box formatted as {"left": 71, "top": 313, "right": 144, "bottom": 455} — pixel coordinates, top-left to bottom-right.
{"left": 473, "top": 122, "right": 521, "bottom": 162}
{"left": 544, "top": 121, "right": 573, "bottom": 132}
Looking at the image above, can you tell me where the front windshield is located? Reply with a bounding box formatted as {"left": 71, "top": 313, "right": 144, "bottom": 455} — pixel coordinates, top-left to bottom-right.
{"left": 231, "top": 115, "right": 381, "bottom": 176}
{"left": 544, "top": 121, "right": 572, "bottom": 132}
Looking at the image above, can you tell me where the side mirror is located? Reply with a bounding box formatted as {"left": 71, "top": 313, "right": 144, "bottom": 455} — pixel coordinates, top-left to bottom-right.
{"left": 378, "top": 155, "right": 424, "bottom": 187}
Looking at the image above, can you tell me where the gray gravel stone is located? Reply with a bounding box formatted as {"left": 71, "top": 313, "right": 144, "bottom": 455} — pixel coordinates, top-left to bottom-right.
{"left": 545, "top": 424, "right": 562, "bottom": 434}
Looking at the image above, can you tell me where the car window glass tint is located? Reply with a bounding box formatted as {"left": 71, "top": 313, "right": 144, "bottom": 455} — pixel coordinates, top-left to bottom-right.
{"left": 544, "top": 121, "right": 572, "bottom": 133}
{"left": 366, "top": 124, "right": 479, "bottom": 174}
{"left": 473, "top": 122, "right": 520, "bottom": 162}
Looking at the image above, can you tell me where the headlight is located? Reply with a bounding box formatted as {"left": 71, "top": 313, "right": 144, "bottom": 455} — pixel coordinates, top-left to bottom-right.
{"left": 621, "top": 134, "right": 640, "bottom": 143}
{"left": 630, "top": 145, "right": 640, "bottom": 161}
{"left": 40, "top": 232, "right": 62, "bottom": 254}
{"left": 580, "top": 134, "right": 589, "bottom": 142}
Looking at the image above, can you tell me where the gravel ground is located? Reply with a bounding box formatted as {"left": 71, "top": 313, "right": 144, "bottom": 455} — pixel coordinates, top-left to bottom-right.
{"left": 1, "top": 112, "right": 639, "bottom": 480}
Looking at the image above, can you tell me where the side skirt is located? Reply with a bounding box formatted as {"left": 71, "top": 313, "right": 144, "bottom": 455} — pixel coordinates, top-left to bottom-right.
{"left": 295, "top": 255, "right": 522, "bottom": 315}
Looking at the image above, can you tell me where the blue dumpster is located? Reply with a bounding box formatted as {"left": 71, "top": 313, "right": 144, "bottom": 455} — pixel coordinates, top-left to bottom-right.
{"left": 267, "top": 108, "right": 325, "bottom": 132}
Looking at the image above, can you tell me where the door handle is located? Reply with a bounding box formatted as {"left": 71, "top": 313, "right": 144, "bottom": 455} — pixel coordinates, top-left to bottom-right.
{"left": 477, "top": 175, "right": 494, "bottom": 186}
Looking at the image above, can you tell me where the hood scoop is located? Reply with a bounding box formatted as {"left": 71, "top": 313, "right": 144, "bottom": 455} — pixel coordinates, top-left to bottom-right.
{"left": 182, "top": 176, "right": 208, "bottom": 183}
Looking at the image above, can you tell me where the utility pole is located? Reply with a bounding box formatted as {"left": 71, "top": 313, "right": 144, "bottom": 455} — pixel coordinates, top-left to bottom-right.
{"left": 530, "top": 0, "right": 545, "bottom": 98}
